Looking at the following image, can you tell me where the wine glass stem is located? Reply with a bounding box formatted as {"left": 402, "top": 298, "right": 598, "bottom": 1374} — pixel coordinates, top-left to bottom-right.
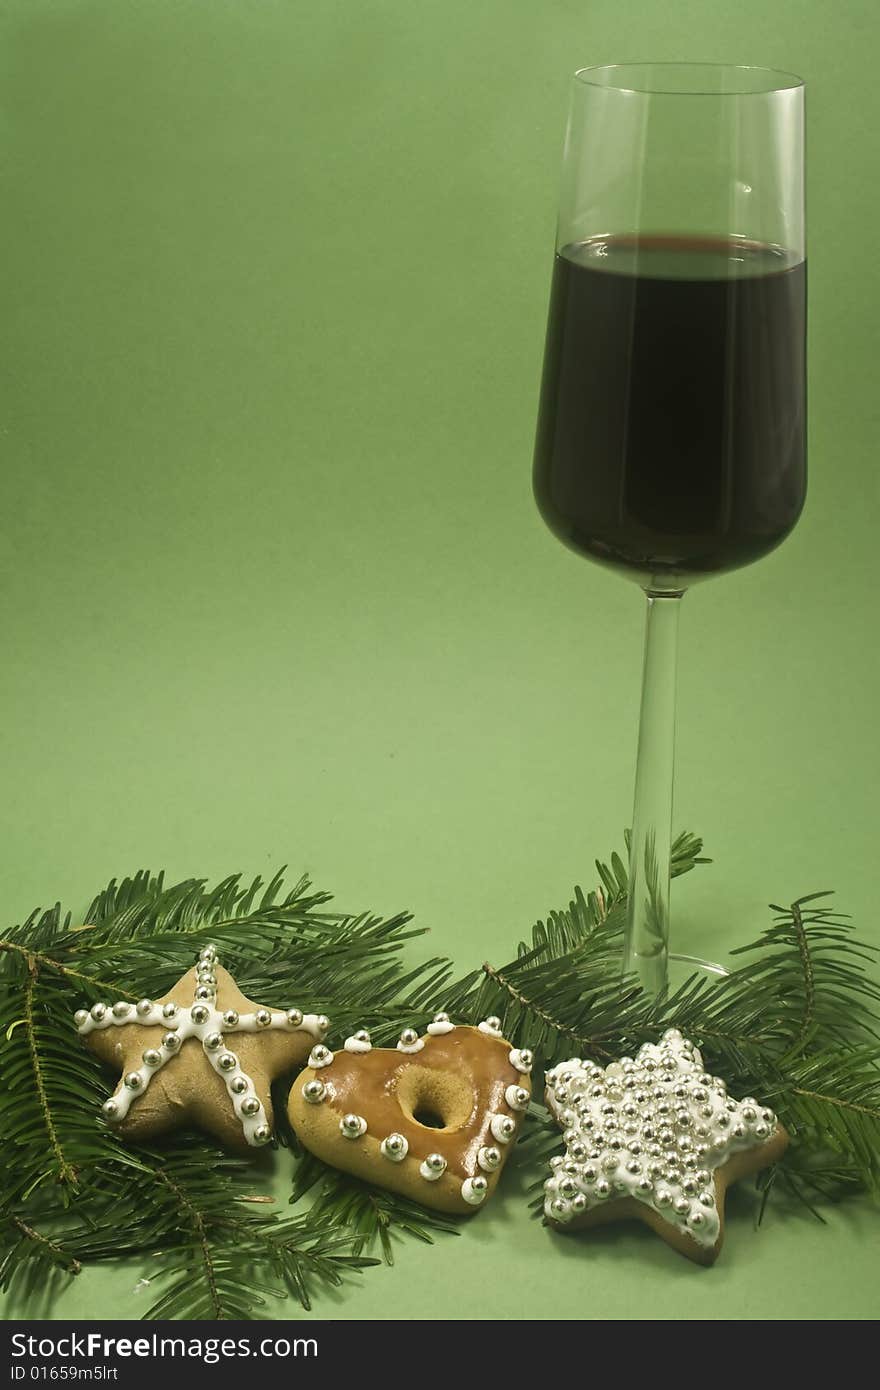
{"left": 623, "top": 589, "right": 684, "bottom": 996}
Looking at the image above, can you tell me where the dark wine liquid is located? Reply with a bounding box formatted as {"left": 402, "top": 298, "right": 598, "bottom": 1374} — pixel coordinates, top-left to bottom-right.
{"left": 533, "top": 236, "right": 806, "bottom": 582}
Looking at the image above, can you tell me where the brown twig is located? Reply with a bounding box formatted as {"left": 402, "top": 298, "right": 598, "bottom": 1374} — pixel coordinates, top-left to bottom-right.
{"left": 22, "top": 963, "right": 78, "bottom": 1188}
{"left": 0, "top": 939, "right": 136, "bottom": 1002}
{"left": 789, "top": 900, "right": 816, "bottom": 1051}
{"left": 792, "top": 1087, "right": 880, "bottom": 1121}
{"left": 9, "top": 1215, "right": 81, "bottom": 1274}
{"left": 481, "top": 961, "right": 617, "bottom": 1059}
{"left": 155, "top": 1170, "right": 223, "bottom": 1318}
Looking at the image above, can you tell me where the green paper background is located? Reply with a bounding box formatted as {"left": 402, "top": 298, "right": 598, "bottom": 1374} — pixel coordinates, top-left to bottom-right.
{"left": 2, "top": 0, "right": 878, "bottom": 1320}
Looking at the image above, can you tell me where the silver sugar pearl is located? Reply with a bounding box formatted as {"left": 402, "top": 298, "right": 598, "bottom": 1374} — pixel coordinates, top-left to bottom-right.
{"left": 595, "top": 1179, "right": 611, "bottom": 1198}
{"left": 135, "top": 1000, "right": 152, "bottom": 1017}
{"left": 252, "top": 1124, "right": 272, "bottom": 1145}
{"left": 162, "top": 1032, "right": 181, "bottom": 1052}
{"left": 162, "top": 1002, "right": 178, "bottom": 1020}
{"left": 217, "top": 1052, "right": 238, "bottom": 1072}
{"left": 142, "top": 1048, "right": 162, "bottom": 1068}
{"left": 316, "top": 1015, "right": 330, "bottom": 1034}
{"left": 303, "top": 1079, "right": 326, "bottom": 1104}
{"left": 286, "top": 1008, "right": 303, "bottom": 1028}
{"left": 204, "top": 1032, "right": 223, "bottom": 1051}
{"left": 240, "top": 1096, "right": 261, "bottom": 1117}
{"left": 124, "top": 1072, "right": 143, "bottom": 1090}
{"left": 425, "top": 1152, "right": 446, "bottom": 1173}
{"left": 74, "top": 1009, "right": 89, "bottom": 1027}
{"left": 194, "top": 985, "right": 214, "bottom": 1002}
{"left": 190, "top": 1004, "right": 210, "bottom": 1025}
{"left": 255, "top": 1009, "right": 272, "bottom": 1028}
{"left": 223, "top": 1009, "right": 240, "bottom": 1027}
{"left": 90, "top": 1003, "right": 107, "bottom": 1022}
{"left": 674, "top": 1196, "right": 690, "bottom": 1216}
{"left": 102, "top": 1099, "right": 119, "bottom": 1119}
{"left": 399, "top": 1027, "right": 419, "bottom": 1047}
{"left": 112, "top": 1002, "right": 131, "bottom": 1019}
{"left": 230, "top": 1075, "right": 249, "bottom": 1095}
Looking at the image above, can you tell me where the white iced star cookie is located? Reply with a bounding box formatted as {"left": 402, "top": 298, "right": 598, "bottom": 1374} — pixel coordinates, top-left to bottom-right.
{"left": 543, "top": 1029, "right": 788, "bottom": 1264}
{"left": 74, "top": 946, "right": 329, "bottom": 1152}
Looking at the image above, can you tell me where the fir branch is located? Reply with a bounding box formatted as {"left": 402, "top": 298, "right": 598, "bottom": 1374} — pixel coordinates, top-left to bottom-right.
{"left": 154, "top": 1169, "right": 223, "bottom": 1320}
{"left": 22, "top": 966, "right": 78, "bottom": 1190}
{"left": 2, "top": 838, "right": 878, "bottom": 1321}
{"left": 481, "top": 959, "right": 618, "bottom": 1059}
{"left": 7, "top": 1215, "right": 81, "bottom": 1275}
{"left": 791, "top": 1087, "right": 880, "bottom": 1121}
{"left": 0, "top": 939, "right": 136, "bottom": 1002}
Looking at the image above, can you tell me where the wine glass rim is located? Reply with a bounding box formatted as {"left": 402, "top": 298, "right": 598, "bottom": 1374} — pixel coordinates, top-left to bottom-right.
{"left": 573, "top": 62, "right": 805, "bottom": 96}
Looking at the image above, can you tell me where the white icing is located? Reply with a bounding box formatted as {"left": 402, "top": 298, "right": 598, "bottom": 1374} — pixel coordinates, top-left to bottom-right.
{"left": 344, "top": 1034, "right": 372, "bottom": 1053}
{"left": 477, "top": 1145, "right": 501, "bottom": 1171}
{"left": 426, "top": 1019, "right": 455, "bottom": 1036}
{"left": 380, "top": 1133, "right": 409, "bottom": 1162}
{"left": 75, "top": 952, "right": 325, "bottom": 1146}
{"left": 308, "top": 1046, "right": 334, "bottom": 1068}
{"left": 478, "top": 1019, "right": 503, "bottom": 1037}
{"left": 396, "top": 1036, "right": 425, "bottom": 1053}
{"left": 543, "top": 1030, "right": 780, "bottom": 1249}
{"left": 340, "top": 1114, "right": 367, "bottom": 1139}
{"left": 508, "top": 1048, "right": 533, "bottom": 1074}
{"left": 490, "top": 1113, "right": 516, "bottom": 1144}
{"left": 461, "top": 1177, "right": 488, "bottom": 1205}
{"left": 505, "top": 1084, "right": 529, "bottom": 1112}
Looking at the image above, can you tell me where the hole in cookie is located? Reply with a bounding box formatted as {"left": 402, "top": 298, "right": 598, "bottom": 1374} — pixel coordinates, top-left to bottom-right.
{"left": 413, "top": 1106, "right": 445, "bottom": 1130}
{"left": 395, "top": 1065, "right": 475, "bottom": 1132}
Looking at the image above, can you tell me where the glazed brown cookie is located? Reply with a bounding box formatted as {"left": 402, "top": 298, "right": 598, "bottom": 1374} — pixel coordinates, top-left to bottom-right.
{"left": 288, "top": 1014, "right": 532, "bottom": 1213}
{"left": 74, "top": 946, "right": 328, "bottom": 1152}
{"left": 542, "top": 1029, "right": 788, "bottom": 1264}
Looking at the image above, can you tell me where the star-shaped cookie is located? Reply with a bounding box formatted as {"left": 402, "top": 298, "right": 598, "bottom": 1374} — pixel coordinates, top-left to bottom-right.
{"left": 74, "top": 946, "right": 328, "bottom": 1152}
{"left": 543, "top": 1029, "right": 788, "bottom": 1264}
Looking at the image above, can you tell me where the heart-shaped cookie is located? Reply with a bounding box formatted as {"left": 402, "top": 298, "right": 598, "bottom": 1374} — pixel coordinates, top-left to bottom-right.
{"left": 288, "top": 1014, "right": 532, "bottom": 1213}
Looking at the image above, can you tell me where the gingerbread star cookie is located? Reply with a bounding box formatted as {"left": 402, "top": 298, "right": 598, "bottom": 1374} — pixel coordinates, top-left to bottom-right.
{"left": 74, "top": 946, "right": 328, "bottom": 1152}
{"left": 543, "top": 1029, "right": 788, "bottom": 1264}
{"left": 288, "top": 1013, "right": 532, "bottom": 1213}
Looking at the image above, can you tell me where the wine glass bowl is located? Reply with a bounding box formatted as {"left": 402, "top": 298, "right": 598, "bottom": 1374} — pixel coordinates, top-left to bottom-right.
{"left": 533, "top": 64, "right": 806, "bottom": 991}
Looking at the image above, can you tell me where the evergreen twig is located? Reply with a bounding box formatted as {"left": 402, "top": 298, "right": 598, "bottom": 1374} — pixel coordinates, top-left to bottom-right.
{"left": 1, "top": 836, "right": 878, "bottom": 1319}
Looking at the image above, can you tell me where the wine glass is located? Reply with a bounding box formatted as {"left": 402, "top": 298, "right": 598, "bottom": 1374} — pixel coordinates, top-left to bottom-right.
{"left": 533, "top": 64, "right": 806, "bottom": 995}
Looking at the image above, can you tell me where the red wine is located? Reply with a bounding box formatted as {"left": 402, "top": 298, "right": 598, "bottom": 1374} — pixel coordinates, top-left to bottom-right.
{"left": 533, "top": 236, "right": 806, "bottom": 582}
